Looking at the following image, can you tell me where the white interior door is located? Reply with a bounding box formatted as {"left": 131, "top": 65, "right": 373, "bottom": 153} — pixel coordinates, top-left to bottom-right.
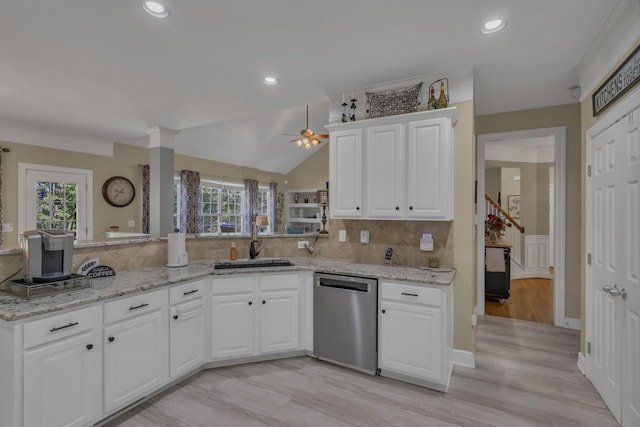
{"left": 621, "top": 107, "right": 640, "bottom": 427}
{"left": 589, "top": 123, "right": 622, "bottom": 423}
{"left": 588, "top": 102, "right": 640, "bottom": 427}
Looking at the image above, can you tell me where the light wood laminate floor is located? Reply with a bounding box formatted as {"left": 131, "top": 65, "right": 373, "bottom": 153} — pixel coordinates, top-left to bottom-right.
{"left": 485, "top": 278, "right": 553, "bottom": 324}
{"left": 102, "top": 316, "right": 616, "bottom": 427}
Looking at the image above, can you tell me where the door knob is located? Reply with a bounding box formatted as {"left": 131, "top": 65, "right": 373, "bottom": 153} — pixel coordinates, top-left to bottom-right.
{"left": 86, "top": 344, "right": 94, "bottom": 350}
{"left": 608, "top": 286, "right": 627, "bottom": 299}
{"left": 108, "top": 336, "right": 115, "bottom": 343}
{"left": 602, "top": 285, "right": 613, "bottom": 294}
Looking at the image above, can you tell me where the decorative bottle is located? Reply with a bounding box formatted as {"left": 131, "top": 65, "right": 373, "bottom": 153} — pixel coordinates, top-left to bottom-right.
{"left": 437, "top": 81, "right": 448, "bottom": 109}
{"left": 230, "top": 242, "right": 237, "bottom": 260}
{"left": 428, "top": 85, "right": 437, "bottom": 110}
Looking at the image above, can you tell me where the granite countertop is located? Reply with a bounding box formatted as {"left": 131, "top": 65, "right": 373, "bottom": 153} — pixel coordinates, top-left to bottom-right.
{"left": 0, "top": 258, "right": 455, "bottom": 322}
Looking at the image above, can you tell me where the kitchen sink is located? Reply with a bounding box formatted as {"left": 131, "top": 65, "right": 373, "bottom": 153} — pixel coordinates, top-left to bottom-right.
{"left": 214, "top": 259, "right": 294, "bottom": 270}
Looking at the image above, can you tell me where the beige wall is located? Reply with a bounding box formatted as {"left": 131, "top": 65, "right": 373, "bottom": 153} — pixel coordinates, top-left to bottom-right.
{"left": 500, "top": 167, "right": 520, "bottom": 213}
{"left": 476, "top": 103, "right": 582, "bottom": 320}
{"left": 0, "top": 141, "right": 285, "bottom": 245}
{"left": 579, "top": 39, "right": 640, "bottom": 353}
{"left": 286, "top": 101, "right": 477, "bottom": 353}
{"left": 485, "top": 168, "right": 501, "bottom": 202}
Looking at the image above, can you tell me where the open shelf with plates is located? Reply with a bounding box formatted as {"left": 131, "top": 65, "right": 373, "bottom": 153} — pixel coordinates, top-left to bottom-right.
{"left": 285, "top": 189, "right": 322, "bottom": 233}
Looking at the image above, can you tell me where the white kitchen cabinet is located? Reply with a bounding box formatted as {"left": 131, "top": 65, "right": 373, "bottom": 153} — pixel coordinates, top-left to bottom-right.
{"left": 366, "top": 123, "right": 404, "bottom": 218}
{"left": 169, "top": 279, "right": 208, "bottom": 379}
{"left": 378, "top": 280, "right": 453, "bottom": 391}
{"left": 103, "top": 289, "right": 168, "bottom": 414}
{"left": 259, "top": 274, "right": 300, "bottom": 354}
{"left": 327, "top": 108, "right": 457, "bottom": 221}
{"left": 329, "top": 128, "right": 363, "bottom": 218}
{"left": 210, "top": 278, "right": 256, "bottom": 360}
{"left": 406, "top": 117, "right": 453, "bottom": 220}
{"left": 211, "top": 273, "right": 303, "bottom": 361}
{"left": 23, "top": 306, "right": 102, "bottom": 427}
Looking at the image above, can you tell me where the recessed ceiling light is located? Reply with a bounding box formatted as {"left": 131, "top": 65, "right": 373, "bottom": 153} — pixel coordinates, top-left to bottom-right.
{"left": 263, "top": 76, "right": 279, "bottom": 85}
{"left": 143, "top": 1, "right": 169, "bottom": 18}
{"left": 481, "top": 19, "right": 506, "bottom": 34}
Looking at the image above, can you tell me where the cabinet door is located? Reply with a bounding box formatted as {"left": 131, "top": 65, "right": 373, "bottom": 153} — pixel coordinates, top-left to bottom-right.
{"left": 406, "top": 117, "right": 453, "bottom": 220}
{"left": 104, "top": 309, "right": 168, "bottom": 414}
{"left": 379, "top": 301, "right": 442, "bottom": 382}
{"left": 170, "top": 300, "right": 206, "bottom": 378}
{"left": 24, "top": 331, "right": 101, "bottom": 427}
{"left": 330, "top": 129, "right": 363, "bottom": 218}
{"left": 211, "top": 292, "right": 256, "bottom": 359}
{"left": 366, "top": 123, "right": 404, "bottom": 218}
{"left": 260, "top": 289, "right": 300, "bottom": 354}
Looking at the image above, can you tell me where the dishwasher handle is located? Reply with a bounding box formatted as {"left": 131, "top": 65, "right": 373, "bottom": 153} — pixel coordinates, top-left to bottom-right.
{"left": 318, "top": 279, "right": 370, "bottom": 293}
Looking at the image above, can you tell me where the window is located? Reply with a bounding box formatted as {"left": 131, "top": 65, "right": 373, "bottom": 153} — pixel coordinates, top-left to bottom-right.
{"left": 257, "top": 187, "right": 271, "bottom": 234}
{"left": 19, "top": 163, "right": 93, "bottom": 241}
{"left": 173, "top": 180, "right": 272, "bottom": 235}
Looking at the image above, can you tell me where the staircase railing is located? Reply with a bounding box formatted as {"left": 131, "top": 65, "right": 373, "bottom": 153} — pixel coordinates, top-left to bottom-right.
{"left": 485, "top": 194, "right": 525, "bottom": 265}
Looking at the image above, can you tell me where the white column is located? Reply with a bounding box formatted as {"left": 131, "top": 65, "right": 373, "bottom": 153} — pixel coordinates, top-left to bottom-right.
{"left": 147, "top": 127, "right": 179, "bottom": 236}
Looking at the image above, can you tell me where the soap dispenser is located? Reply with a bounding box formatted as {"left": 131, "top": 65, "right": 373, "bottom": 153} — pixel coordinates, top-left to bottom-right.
{"left": 230, "top": 242, "right": 237, "bottom": 260}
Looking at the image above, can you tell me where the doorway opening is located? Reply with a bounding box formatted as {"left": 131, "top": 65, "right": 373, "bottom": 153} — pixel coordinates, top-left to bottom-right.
{"left": 476, "top": 127, "right": 566, "bottom": 327}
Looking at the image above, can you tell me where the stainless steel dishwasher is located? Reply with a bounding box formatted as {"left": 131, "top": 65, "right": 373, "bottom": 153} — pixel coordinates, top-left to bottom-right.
{"left": 313, "top": 272, "right": 378, "bottom": 374}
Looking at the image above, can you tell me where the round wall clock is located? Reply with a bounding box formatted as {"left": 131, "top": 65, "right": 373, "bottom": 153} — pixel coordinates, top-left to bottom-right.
{"left": 102, "top": 176, "right": 135, "bottom": 207}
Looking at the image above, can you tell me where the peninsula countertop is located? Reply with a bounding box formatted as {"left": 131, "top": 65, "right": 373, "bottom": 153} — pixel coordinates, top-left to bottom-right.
{"left": 0, "top": 257, "right": 455, "bottom": 322}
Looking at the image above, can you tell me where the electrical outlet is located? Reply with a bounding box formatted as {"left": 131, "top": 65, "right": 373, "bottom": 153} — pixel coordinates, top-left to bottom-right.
{"left": 360, "top": 230, "right": 369, "bottom": 244}
{"left": 2, "top": 223, "right": 13, "bottom": 232}
{"left": 128, "top": 220, "right": 135, "bottom": 227}
{"left": 339, "top": 230, "right": 346, "bottom": 242}
{"left": 297, "top": 240, "right": 309, "bottom": 249}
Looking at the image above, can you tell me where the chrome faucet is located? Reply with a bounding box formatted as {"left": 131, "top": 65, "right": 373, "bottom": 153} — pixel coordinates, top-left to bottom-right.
{"left": 249, "top": 221, "right": 261, "bottom": 259}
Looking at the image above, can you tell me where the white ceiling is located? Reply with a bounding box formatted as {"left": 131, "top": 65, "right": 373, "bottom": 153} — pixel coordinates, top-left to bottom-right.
{"left": 0, "top": 0, "right": 619, "bottom": 174}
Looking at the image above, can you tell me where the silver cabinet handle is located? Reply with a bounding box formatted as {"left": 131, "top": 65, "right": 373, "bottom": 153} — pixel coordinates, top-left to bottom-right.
{"left": 608, "top": 286, "right": 627, "bottom": 299}
{"left": 602, "top": 285, "right": 613, "bottom": 294}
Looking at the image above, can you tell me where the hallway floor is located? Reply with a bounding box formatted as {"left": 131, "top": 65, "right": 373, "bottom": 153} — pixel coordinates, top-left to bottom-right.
{"left": 485, "top": 277, "right": 553, "bottom": 324}
{"left": 102, "top": 316, "right": 615, "bottom": 427}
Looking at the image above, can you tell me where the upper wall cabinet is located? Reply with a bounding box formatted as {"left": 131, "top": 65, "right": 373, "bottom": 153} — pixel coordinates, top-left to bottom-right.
{"left": 326, "top": 108, "right": 457, "bottom": 221}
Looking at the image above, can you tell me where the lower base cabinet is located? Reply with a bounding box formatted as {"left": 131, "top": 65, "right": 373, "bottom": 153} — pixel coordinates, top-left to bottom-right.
{"left": 378, "top": 280, "right": 452, "bottom": 391}
{"left": 211, "top": 273, "right": 302, "bottom": 361}
{"left": 22, "top": 307, "right": 102, "bottom": 427}
{"left": 103, "top": 289, "right": 168, "bottom": 414}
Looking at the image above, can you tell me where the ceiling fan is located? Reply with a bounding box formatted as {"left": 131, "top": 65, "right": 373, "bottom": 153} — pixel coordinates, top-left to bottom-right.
{"left": 284, "top": 105, "right": 328, "bottom": 149}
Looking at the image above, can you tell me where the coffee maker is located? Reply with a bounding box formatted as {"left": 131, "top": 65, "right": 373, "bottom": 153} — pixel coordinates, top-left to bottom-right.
{"left": 21, "top": 229, "right": 75, "bottom": 283}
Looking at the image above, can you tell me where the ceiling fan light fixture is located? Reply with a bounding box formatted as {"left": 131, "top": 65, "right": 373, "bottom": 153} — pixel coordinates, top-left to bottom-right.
{"left": 481, "top": 19, "right": 506, "bottom": 34}
{"left": 305, "top": 143, "right": 311, "bottom": 149}
{"left": 143, "top": 1, "right": 169, "bottom": 18}
{"left": 296, "top": 139, "right": 303, "bottom": 147}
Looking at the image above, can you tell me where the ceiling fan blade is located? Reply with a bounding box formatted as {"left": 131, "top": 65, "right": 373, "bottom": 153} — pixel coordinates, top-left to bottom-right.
{"left": 282, "top": 133, "right": 299, "bottom": 137}
{"left": 312, "top": 134, "right": 329, "bottom": 139}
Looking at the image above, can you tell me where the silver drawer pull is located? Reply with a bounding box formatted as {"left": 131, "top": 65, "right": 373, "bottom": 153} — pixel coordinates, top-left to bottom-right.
{"left": 183, "top": 289, "right": 199, "bottom": 296}
{"left": 129, "top": 303, "right": 149, "bottom": 311}
{"left": 401, "top": 292, "right": 418, "bottom": 297}
{"left": 50, "top": 322, "right": 79, "bottom": 333}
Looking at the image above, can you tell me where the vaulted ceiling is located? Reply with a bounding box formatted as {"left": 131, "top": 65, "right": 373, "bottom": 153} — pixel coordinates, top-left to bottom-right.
{"left": 0, "top": 1, "right": 619, "bottom": 173}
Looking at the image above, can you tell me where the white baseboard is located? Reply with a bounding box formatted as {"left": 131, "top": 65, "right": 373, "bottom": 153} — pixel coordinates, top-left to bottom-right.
{"left": 563, "top": 317, "right": 581, "bottom": 330}
{"left": 452, "top": 349, "right": 475, "bottom": 368}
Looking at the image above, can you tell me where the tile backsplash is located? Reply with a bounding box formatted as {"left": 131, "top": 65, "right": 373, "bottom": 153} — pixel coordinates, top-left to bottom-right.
{"left": 0, "top": 220, "right": 453, "bottom": 280}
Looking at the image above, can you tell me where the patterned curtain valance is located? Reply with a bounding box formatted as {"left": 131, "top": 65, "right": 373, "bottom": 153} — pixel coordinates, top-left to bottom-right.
{"left": 180, "top": 170, "right": 202, "bottom": 234}
{"left": 244, "top": 179, "right": 259, "bottom": 234}
{"left": 142, "top": 165, "right": 150, "bottom": 234}
{"left": 269, "top": 182, "right": 278, "bottom": 233}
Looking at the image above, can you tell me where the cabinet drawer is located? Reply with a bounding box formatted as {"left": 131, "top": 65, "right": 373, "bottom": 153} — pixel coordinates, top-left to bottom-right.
{"left": 260, "top": 273, "right": 299, "bottom": 291}
{"left": 24, "top": 305, "right": 101, "bottom": 349}
{"left": 170, "top": 279, "right": 207, "bottom": 304}
{"left": 380, "top": 281, "right": 441, "bottom": 307}
{"left": 211, "top": 276, "right": 255, "bottom": 295}
{"left": 104, "top": 289, "right": 167, "bottom": 324}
